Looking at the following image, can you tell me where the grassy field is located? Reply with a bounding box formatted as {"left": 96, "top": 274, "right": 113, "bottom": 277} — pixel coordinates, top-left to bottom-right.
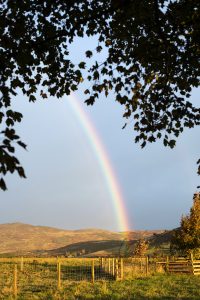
{"left": 0, "top": 275, "right": 200, "bottom": 299}
{"left": 54, "top": 276, "right": 200, "bottom": 300}
{"left": 0, "top": 258, "right": 200, "bottom": 299}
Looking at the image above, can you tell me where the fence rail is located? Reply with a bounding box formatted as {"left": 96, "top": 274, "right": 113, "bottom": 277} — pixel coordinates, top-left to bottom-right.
{"left": 0, "top": 256, "right": 199, "bottom": 297}
{"left": 168, "top": 261, "right": 192, "bottom": 274}
{"left": 192, "top": 258, "right": 200, "bottom": 275}
{"left": 0, "top": 257, "right": 124, "bottom": 297}
{"left": 156, "top": 255, "right": 200, "bottom": 275}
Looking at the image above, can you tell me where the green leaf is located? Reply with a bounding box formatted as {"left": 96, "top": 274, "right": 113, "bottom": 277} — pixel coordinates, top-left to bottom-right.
{"left": 78, "top": 62, "right": 86, "bottom": 69}
{"left": 96, "top": 45, "right": 102, "bottom": 53}
{"left": 169, "top": 140, "right": 176, "bottom": 148}
{"left": 6, "top": 118, "right": 14, "bottom": 127}
{"left": 85, "top": 50, "right": 93, "bottom": 58}
{"left": 17, "top": 167, "right": 26, "bottom": 178}
{"left": 29, "top": 95, "right": 36, "bottom": 102}
{"left": 0, "top": 178, "right": 7, "bottom": 191}
{"left": 17, "top": 141, "right": 27, "bottom": 150}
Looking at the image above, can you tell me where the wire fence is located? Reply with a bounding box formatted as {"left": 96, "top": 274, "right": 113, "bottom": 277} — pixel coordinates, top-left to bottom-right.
{"left": 0, "top": 256, "right": 199, "bottom": 297}
{"left": 0, "top": 258, "right": 121, "bottom": 297}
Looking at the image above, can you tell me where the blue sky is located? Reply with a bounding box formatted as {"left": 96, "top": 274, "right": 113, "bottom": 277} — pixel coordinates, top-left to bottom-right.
{"left": 0, "top": 37, "right": 199, "bottom": 231}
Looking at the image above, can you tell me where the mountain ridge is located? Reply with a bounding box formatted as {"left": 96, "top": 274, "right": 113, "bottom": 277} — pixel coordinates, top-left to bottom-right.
{"left": 0, "top": 222, "right": 165, "bottom": 255}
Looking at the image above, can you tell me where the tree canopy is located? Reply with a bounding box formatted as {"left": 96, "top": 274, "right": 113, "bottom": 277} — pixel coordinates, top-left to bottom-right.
{"left": 0, "top": 0, "right": 200, "bottom": 190}
{"left": 171, "top": 192, "right": 200, "bottom": 255}
{"left": 134, "top": 239, "right": 149, "bottom": 256}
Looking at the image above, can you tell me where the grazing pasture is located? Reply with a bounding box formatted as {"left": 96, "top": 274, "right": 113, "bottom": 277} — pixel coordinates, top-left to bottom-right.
{"left": 0, "top": 257, "right": 199, "bottom": 299}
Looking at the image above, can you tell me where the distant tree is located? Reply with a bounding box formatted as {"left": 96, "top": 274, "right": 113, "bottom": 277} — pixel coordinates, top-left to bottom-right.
{"left": 0, "top": 0, "right": 200, "bottom": 190}
{"left": 65, "top": 251, "right": 70, "bottom": 257}
{"left": 80, "top": 249, "right": 86, "bottom": 255}
{"left": 118, "top": 239, "right": 132, "bottom": 257}
{"left": 171, "top": 192, "right": 200, "bottom": 255}
{"left": 134, "top": 239, "right": 149, "bottom": 256}
{"left": 73, "top": 251, "right": 78, "bottom": 258}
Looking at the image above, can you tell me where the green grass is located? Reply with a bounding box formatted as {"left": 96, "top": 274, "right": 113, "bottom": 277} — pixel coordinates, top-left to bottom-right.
{"left": 0, "top": 260, "right": 200, "bottom": 299}
{"left": 62, "top": 276, "right": 200, "bottom": 300}
{"left": 1, "top": 274, "right": 200, "bottom": 299}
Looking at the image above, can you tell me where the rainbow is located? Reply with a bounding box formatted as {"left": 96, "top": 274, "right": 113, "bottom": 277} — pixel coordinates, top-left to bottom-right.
{"left": 67, "top": 94, "right": 130, "bottom": 232}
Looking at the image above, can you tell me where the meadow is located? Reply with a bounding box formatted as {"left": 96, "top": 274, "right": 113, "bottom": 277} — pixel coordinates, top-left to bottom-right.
{"left": 1, "top": 274, "right": 200, "bottom": 299}
{"left": 0, "top": 257, "right": 200, "bottom": 299}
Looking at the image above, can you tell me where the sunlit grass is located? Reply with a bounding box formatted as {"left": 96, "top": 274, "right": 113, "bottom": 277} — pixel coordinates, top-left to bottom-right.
{"left": 0, "top": 259, "right": 200, "bottom": 299}
{"left": 0, "top": 274, "right": 200, "bottom": 299}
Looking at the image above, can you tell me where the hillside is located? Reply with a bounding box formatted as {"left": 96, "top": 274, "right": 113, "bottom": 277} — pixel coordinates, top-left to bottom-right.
{"left": 0, "top": 223, "right": 121, "bottom": 254}
{"left": 0, "top": 223, "right": 164, "bottom": 255}
{"left": 45, "top": 230, "right": 174, "bottom": 257}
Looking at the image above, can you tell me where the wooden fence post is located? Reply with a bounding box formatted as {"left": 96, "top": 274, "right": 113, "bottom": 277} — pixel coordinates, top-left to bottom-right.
{"left": 13, "top": 264, "right": 17, "bottom": 297}
{"left": 108, "top": 258, "right": 111, "bottom": 274}
{"left": 155, "top": 259, "right": 157, "bottom": 273}
{"left": 20, "top": 257, "right": 24, "bottom": 272}
{"left": 166, "top": 256, "right": 169, "bottom": 273}
{"left": 115, "top": 259, "right": 119, "bottom": 280}
{"left": 112, "top": 258, "right": 115, "bottom": 276}
{"left": 120, "top": 258, "right": 124, "bottom": 280}
{"left": 190, "top": 252, "right": 194, "bottom": 274}
{"left": 100, "top": 257, "right": 103, "bottom": 269}
{"left": 57, "top": 262, "right": 61, "bottom": 289}
{"left": 146, "top": 256, "right": 149, "bottom": 276}
{"left": 91, "top": 260, "right": 95, "bottom": 283}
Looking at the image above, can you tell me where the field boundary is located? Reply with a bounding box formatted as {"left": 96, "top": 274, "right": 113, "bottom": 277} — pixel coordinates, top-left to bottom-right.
{"left": 157, "top": 255, "right": 200, "bottom": 275}
{"left": 0, "top": 256, "right": 199, "bottom": 297}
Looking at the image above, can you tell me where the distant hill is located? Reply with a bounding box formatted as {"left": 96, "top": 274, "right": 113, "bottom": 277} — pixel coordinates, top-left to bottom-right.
{"left": 0, "top": 222, "right": 167, "bottom": 256}
{"left": 147, "top": 230, "right": 175, "bottom": 255}
{"left": 0, "top": 223, "right": 121, "bottom": 254}
{"left": 44, "top": 230, "right": 174, "bottom": 257}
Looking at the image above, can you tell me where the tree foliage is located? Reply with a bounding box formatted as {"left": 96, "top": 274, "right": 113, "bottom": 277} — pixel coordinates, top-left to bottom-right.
{"left": 134, "top": 239, "right": 149, "bottom": 256}
{"left": 171, "top": 192, "right": 200, "bottom": 254}
{"left": 0, "top": 0, "right": 200, "bottom": 190}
